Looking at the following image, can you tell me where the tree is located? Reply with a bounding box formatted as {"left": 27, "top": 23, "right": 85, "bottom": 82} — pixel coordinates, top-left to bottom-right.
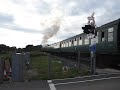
{"left": 25, "top": 45, "right": 34, "bottom": 51}
{"left": 10, "top": 46, "right": 16, "bottom": 52}
{"left": 0, "top": 44, "right": 10, "bottom": 53}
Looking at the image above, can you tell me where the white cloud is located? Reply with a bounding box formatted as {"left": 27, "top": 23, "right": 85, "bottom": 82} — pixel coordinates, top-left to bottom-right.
{"left": 0, "top": 0, "right": 120, "bottom": 48}
{"left": 0, "top": 28, "right": 43, "bottom": 48}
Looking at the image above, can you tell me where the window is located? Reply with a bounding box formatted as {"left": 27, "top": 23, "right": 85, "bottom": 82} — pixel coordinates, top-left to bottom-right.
{"left": 72, "top": 40, "right": 74, "bottom": 46}
{"left": 74, "top": 38, "right": 77, "bottom": 46}
{"left": 79, "top": 37, "right": 82, "bottom": 45}
{"left": 101, "top": 32, "right": 105, "bottom": 41}
{"left": 97, "top": 32, "right": 99, "bottom": 35}
{"left": 66, "top": 41, "right": 69, "bottom": 47}
{"left": 64, "top": 42, "right": 65, "bottom": 47}
{"left": 85, "top": 39, "right": 89, "bottom": 44}
{"left": 69, "top": 40, "right": 71, "bottom": 47}
{"left": 85, "top": 36, "right": 89, "bottom": 45}
{"left": 93, "top": 32, "right": 98, "bottom": 43}
{"left": 102, "top": 32, "right": 104, "bottom": 37}
{"left": 95, "top": 35, "right": 98, "bottom": 43}
{"left": 108, "top": 27, "right": 114, "bottom": 42}
{"left": 61, "top": 42, "right": 63, "bottom": 47}
{"left": 75, "top": 38, "right": 76, "bottom": 41}
{"left": 91, "top": 37, "right": 97, "bottom": 44}
{"left": 80, "top": 37, "right": 81, "bottom": 40}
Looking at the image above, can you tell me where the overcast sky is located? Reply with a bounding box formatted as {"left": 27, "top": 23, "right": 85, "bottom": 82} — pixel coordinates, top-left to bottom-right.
{"left": 0, "top": 0, "right": 120, "bottom": 48}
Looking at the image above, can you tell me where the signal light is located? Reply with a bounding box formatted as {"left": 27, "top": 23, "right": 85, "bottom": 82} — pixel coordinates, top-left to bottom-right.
{"left": 82, "top": 25, "right": 95, "bottom": 34}
{"left": 82, "top": 27, "right": 90, "bottom": 34}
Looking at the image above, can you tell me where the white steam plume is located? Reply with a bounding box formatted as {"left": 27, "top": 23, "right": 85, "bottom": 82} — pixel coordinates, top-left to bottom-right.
{"left": 41, "top": 7, "right": 64, "bottom": 45}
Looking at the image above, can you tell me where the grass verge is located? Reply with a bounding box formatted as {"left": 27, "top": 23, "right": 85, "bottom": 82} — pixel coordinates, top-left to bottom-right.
{"left": 31, "top": 52, "right": 89, "bottom": 80}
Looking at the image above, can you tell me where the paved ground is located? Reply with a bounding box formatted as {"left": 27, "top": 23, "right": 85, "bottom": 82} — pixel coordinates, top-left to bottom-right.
{"left": 1, "top": 70, "right": 120, "bottom": 90}
{"left": 50, "top": 73, "right": 120, "bottom": 90}
{"left": 52, "top": 73, "right": 120, "bottom": 84}
{"left": 55, "top": 78, "right": 120, "bottom": 90}
{"left": 0, "top": 80, "right": 50, "bottom": 90}
{"left": 96, "top": 68, "right": 120, "bottom": 74}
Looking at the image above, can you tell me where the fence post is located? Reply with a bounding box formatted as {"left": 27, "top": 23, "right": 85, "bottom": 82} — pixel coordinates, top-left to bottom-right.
{"left": 48, "top": 54, "right": 52, "bottom": 79}
{"left": 78, "top": 51, "right": 81, "bottom": 70}
{"left": 24, "top": 52, "right": 31, "bottom": 69}
{"left": 0, "top": 58, "right": 4, "bottom": 84}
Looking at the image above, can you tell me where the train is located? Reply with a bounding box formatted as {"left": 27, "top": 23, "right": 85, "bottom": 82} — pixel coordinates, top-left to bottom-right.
{"left": 43, "top": 18, "right": 120, "bottom": 66}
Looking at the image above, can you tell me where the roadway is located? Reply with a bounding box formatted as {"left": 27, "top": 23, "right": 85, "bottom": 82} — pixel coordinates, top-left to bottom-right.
{"left": 1, "top": 73, "right": 120, "bottom": 90}
{"left": 48, "top": 73, "right": 120, "bottom": 90}
{"left": 0, "top": 80, "right": 50, "bottom": 90}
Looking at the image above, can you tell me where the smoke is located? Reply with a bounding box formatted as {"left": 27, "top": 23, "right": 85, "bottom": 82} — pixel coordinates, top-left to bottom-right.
{"left": 41, "top": 19, "right": 61, "bottom": 44}
{"left": 41, "top": 7, "right": 64, "bottom": 45}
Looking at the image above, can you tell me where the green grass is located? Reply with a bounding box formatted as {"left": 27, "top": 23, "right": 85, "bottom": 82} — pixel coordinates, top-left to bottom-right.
{"left": 31, "top": 55, "right": 49, "bottom": 80}
{"left": 0, "top": 52, "right": 11, "bottom": 60}
{"left": 0, "top": 51, "right": 89, "bottom": 80}
{"left": 31, "top": 52, "right": 89, "bottom": 80}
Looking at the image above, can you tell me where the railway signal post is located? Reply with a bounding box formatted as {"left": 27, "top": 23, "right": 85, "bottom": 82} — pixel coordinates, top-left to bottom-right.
{"left": 89, "top": 44, "right": 96, "bottom": 75}
{"left": 82, "top": 12, "right": 96, "bottom": 75}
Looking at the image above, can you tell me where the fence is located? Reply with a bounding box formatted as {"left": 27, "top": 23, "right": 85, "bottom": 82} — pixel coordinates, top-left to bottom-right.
{"left": 12, "top": 53, "right": 31, "bottom": 82}
{"left": 0, "top": 52, "right": 31, "bottom": 83}
{"left": 47, "top": 53, "right": 90, "bottom": 79}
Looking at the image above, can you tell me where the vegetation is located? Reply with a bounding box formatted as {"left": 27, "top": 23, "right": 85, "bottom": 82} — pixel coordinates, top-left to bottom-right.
{"left": 31, "top": 53, "right": 49, "bottom": 80}
{"left": 0, "top": 44, "right": 89, "bottom": 80}
{"left": 0, "top": 44, "right": 43, "bottom": 54}
{"left": 30, "top": 51, "right": 89, "bottom": 80}
{"left": 0, "top": 44, "right": 43, "bottom": 60}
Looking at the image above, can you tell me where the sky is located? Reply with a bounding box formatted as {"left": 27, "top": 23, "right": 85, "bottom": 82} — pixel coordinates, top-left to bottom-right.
{"left": 0, "top": 0, "right": 120, "bottom": 48}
